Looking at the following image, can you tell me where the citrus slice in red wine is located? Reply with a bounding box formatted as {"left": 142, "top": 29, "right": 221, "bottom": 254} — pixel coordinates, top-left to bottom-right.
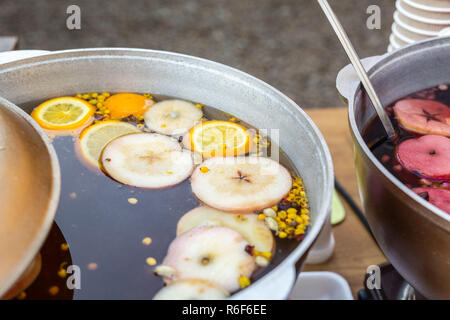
{"left": 396, "top": 135, "right": 450, "bottom": 181}
{"left": 413, "top": 187, "right": 450, "bottom": 214}
{"left": 393, "top": 99, "right": 450, "bottom": 136}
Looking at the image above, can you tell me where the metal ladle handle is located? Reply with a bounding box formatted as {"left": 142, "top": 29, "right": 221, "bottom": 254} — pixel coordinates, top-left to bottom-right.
{"left": 317, "top": 0, "right": 396, "bottom": 139}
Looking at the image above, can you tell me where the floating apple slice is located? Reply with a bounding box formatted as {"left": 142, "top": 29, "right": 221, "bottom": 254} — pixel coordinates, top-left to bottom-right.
{"left": 101, "top": 133, "right": 194, "bottom": 189}
{"left": 177, "top": 206, "right": 274, "bottom": 254}
{"left": 144, "top": 99, "right": 203, "bottom": 136}
{"left": 393, "top": 99, "right": 450, "bottom": 136}
{"left": 153, "top": 279, "right": 229, "bottom": 300}
{"left": 396, "top": 135, "right": 450, "bottom": 181}
{"left": 413, "top": 187, "right": 450, "bottom": 214}
{"left": 191, "top": 156, "right": 292, "bottom": 213}
{"left": 161, "top": 226, "right": 256, "bottom": 292}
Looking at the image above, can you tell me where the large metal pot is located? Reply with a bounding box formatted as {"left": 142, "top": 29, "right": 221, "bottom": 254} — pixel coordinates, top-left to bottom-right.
{"left": 0, "top": 48, "right": 333, "bottom": 299}
{"left": 338, "top": 37, "right": 450, "bottom": 299}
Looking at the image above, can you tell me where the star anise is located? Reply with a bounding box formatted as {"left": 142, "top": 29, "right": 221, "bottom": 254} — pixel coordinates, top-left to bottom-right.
{"left": 421, "top": 109, "right": 443, "bottom": 123}
{"left": 232, "top": 170, "right": 251, "bottom": 183}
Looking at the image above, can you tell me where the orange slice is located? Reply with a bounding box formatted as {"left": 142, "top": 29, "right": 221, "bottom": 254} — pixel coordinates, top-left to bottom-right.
{"left": 186, "top": 121, "right": 251, "bottom": 157}
{"left": 31, "top": 97, "right": 95, "bottom": 130}
{"left": 104, "top": 93, "right": 154, "bottom": 119}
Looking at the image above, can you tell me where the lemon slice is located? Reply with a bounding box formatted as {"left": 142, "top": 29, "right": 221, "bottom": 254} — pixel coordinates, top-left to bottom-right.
{"left": 31, "top": 97, "right": 95, "bottom": 130}
{"left": 187, "top": 121, "right": 251, "bottom": 157}
{"left": 78, "top": 120, "right": 141, "bottom": 166}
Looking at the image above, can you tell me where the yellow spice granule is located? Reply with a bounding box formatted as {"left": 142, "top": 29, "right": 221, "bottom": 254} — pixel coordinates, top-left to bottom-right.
{"left": 146, "top": 257, "right": 157, "bottom": 266}
{"left": 239, "top": 275, "right": 251, "bottom": 289}
{"left": 48, "top": 286, "right": 59, "bottom": 296}
{"left": 17, "top": 291, "right": 26, "bottom": 300}
{"left": 278, "top": 231, "right": 287, "bottom": 239}
{"left": 200, "top": 166, "right": 209, "bottom": 173}
{"left": 128, "top": 197, "right": 138, "bottom": 205}
{"left": 142, "top": 237, "right": 152, "bottom": 246}
{"left": 87, "top": 262, "right": 98, "bottom": 270}
{"left": 260, "top": 251, "right": 272, "bottom": 260}
{"left": 252, "top": 250, "right": 272, "bottom": 261}
{"left": 57, "top": 268, "right": 67, "bottom": 278}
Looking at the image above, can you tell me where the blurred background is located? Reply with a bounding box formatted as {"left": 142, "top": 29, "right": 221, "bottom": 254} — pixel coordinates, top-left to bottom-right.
{"left": 0, "top": 0, "right": 395, "bottom": 108}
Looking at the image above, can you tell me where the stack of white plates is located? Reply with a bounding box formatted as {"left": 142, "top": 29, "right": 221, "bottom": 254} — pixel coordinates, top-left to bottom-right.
{"left": 389, "top": 0, "right": 450, "bottom": 52}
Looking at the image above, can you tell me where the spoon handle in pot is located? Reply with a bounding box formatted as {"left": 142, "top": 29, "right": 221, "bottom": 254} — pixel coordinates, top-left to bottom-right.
{"left": 317, "top": 0, "right": 396, "bottom": 140}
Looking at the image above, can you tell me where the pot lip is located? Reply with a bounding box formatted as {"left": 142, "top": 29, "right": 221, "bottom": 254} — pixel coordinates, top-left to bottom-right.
{"left": 0, "top": 47, "right": 335, "bottom": 296}
{"left": 348, "top": 37, "right": 450, "bottom": 224}
{"left": 0, "top": 96, "right": 61, "bottom": 297}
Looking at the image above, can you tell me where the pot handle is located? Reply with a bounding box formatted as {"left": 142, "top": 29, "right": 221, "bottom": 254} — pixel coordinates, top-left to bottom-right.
{"left": 0, "top": 50, "right": 50, "bottom": 65}
{"left": 336, "top": 55, "right": 384, "bottom": 101}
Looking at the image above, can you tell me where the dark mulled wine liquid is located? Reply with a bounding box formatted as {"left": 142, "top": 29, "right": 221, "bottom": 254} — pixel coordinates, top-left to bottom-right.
{"left": 363, "top": 85, "right": 450, "bottom": 194}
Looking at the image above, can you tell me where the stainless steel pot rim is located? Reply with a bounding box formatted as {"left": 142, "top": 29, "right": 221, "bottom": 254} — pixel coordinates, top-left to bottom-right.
{"left": 0, "top": 96, "right": 61, "bottom": 297}
{"left": 0, "top": 48, "right": 334, "bottom": 298}
{"left": 348, "top": 37, "right": 450, "bottom": 224}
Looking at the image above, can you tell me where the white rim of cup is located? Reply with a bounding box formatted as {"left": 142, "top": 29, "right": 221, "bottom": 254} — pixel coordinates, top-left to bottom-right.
{"left": 394, "top": 11, "right": 441, "bottom": 36}
{"left": 389, "top": 33, "right": 406, "bottom": 48}
{"left": 396, "top": 0, "right": 450, "bottom": 24}
{"left": 392, "top": 22, "right": 420, "bottom": 43}
{"left": 403, "top": 0, "right": 450, "bottom": 13}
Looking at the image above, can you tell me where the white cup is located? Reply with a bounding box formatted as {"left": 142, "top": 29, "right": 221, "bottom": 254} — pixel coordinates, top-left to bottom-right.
{"left": 394, "top": 11, "right": 441, "bottom": 36}
{"left": 403, "top": 0, "right": 450, "bottom": 13}
{"left": 390, "top": 33, "right": 408, "bottom": 49}
{"left": 392, "top": 22, "right": 430, "bottom": 42}
{"left": 397, "top": 0, "right": 450, "bottom": 24}
{"left": 396, "top": 9, "right": 450, "bottom": 33}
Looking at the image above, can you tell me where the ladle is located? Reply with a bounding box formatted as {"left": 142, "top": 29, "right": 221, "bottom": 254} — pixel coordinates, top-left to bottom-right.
{"left": 317, "top": 0, "right": 397, "bottom": 140}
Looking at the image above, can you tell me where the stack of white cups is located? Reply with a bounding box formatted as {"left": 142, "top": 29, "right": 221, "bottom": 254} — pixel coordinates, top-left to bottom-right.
{"left": 389, "top": 0, "right": 450, "bottom": 52}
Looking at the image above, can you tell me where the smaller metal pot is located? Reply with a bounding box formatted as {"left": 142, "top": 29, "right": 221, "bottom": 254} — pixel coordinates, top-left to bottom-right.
{"left": 0, "top": 96, "right": 60, "bottom": 298}
{"left": 337, "top": 37, "right": 450, "bottom": 299}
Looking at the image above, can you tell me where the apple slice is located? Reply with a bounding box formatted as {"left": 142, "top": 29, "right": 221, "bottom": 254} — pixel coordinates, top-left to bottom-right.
{"left": 177, "top": 206, "right": 274, "bottom": 255}
{"left": 394, "top": 99, "right": 450, "bottom": 136}
{"left": 396, "top": 135, "right": 450, "bottom": 181}
{"left": 153, "top": 279, "right": 229, "bottom": 300}
{"left": 101, "top": 133, "right": 194, "bottom": 189}
{"left": 160, "top": 226, "right": 256, "bottom": 293}
{"left": 190, "top": 156, "right": 292, "bottom": 213}
{"left": 413, "top": 187, "right": 450, "bottom": 214}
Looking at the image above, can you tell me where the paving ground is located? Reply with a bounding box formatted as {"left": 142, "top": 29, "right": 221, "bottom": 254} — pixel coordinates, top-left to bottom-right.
{"left": 0, "top": 0, "right": 394, "bottom": 108}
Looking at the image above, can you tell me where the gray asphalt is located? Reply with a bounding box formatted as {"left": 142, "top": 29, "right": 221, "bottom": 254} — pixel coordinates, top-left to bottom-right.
{"left": 0, "top": 0, "right": 395, "bottom": 108}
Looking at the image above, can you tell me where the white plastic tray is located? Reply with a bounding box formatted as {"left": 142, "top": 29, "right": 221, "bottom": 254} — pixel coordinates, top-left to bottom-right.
{"left": 289, "top": 271, "right": 353, "bottom": 300}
